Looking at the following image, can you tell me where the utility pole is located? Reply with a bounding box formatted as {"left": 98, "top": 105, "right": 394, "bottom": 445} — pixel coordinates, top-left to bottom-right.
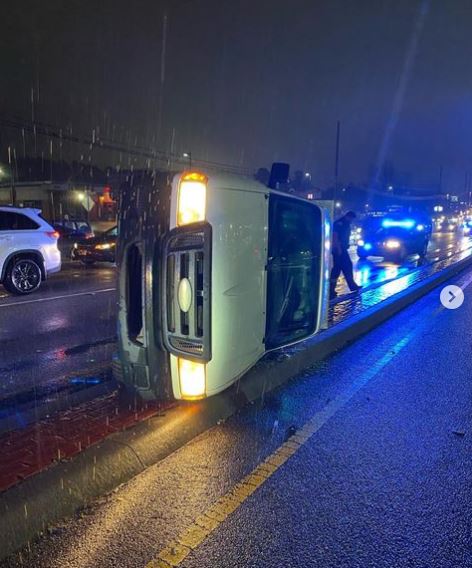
{"left": 31, "top": 87, "right": 35, "bottom": 123}
{"left": 334, "top": 120, "right": 341, "bottom": 201}
{"left": 469, "top": 173, "right": 472, "bottom": 208}
{"left": 8, "top": 146, "right": 16, "bottom": 206}
{"left": 466, "top": 171, "right": 471, "bottom": 207}
{"left": 49, "top": 138, "right": 53, "bottom": 181}
{"left": 157, "top": 11, "right": 168, "bottom": 146}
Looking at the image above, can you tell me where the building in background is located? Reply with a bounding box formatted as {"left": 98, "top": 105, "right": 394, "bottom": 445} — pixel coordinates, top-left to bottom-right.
{"left": 0, "top": 181, "right": 117, "bottom": 224}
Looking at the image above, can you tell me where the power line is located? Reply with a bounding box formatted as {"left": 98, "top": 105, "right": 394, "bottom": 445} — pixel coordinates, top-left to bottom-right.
{"left": 0, "top": 115, "right": 252, "bottom": 176}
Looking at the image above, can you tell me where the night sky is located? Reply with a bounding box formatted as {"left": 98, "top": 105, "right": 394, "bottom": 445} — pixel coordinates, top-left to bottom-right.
{"left": 2, "top": 0, "right": 472, "bottom": 191}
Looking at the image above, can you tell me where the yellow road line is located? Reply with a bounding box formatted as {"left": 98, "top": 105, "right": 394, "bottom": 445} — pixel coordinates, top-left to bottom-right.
{"left": 145, "top": 334, "right": 413, "bottom": 567}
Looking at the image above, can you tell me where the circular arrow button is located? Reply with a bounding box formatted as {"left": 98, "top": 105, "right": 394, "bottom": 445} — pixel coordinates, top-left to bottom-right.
{"left": 440, "top": 285, "right": 464, "bottom": 310}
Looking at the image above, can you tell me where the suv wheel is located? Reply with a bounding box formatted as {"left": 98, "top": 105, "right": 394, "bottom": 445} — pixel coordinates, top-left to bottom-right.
{"left": 4, "top": 258, "right": 42, "bottom": 295}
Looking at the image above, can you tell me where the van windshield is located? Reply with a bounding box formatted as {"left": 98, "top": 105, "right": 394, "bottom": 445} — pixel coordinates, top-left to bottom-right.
{"left": 265, "top": 194, "right": 322, "bottom": 350}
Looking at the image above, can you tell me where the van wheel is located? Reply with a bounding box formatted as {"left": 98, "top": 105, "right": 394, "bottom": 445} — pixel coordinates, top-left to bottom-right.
{"left": 4, "top": 258, "right": 42, "bottom": 295}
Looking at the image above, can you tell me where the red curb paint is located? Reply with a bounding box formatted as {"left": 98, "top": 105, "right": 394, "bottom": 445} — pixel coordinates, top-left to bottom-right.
{"left": 0, "top": 390, "right": 173, "bottom": 493}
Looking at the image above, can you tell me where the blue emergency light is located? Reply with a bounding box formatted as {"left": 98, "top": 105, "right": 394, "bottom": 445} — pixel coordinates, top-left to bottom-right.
{"left": 382, "top": 218, "right": 415, "bottom": 229}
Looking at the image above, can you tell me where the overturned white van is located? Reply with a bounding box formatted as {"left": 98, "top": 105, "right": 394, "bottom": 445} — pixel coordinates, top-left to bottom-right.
{"left": 116, "top": 168, "right": 330, "bottom": 401}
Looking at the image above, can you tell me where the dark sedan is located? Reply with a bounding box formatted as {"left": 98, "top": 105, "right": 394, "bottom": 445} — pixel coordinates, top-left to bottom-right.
{"left": 54, "top": 219, "right": 94, "bottom": 240}
{"left": 71, "top": 226, "right": 117, "bottom": 265}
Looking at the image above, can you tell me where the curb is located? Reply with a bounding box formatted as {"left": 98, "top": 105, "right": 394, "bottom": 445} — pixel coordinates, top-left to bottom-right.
{"left": 2, "top": 253, "right": 472, "bottom": 560}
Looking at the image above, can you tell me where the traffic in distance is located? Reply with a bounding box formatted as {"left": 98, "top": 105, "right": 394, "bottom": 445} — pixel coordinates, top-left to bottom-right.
{"left": 71, "top": 225, "right": 117, "bottom": 265}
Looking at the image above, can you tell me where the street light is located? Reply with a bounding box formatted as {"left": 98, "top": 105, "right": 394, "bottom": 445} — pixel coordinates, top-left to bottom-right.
{"left": 183, "top": 152, "right": 192, "bottom": 169}
{"left": 75, "top": 190, "right": 93, "bottom": 223}
{"left": 335, "top": 201, "right": 342, "bottom": 208}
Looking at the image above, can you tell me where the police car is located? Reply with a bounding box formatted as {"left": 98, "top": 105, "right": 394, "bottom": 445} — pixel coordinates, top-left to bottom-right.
{"left": 357, "top": 212, "right": 432, "bottom": 262}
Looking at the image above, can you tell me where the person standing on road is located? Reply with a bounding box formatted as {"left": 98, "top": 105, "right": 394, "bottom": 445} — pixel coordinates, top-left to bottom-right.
{"left": 330, "top": 211, "right": 362, "bottom": 299}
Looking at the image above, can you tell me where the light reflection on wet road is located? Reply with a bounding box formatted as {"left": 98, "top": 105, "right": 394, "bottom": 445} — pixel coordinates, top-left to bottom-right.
{"left": 0, "top": 261, "right": 117, "bottom": 400}
{"left": 335, "top": 231, "right": 472, "bottom": 295}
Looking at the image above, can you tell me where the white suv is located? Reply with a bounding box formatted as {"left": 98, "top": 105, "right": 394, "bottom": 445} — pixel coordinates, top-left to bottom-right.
{"left": 0, "top": 207, "right": 61, "bottom": 295}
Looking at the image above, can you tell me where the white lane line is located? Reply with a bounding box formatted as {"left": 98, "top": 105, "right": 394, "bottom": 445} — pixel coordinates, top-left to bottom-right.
{"left": 0, "top": 288, "right": 116, "bottom": 308}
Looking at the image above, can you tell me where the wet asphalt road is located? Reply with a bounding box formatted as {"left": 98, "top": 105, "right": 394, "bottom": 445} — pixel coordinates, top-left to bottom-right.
{"left": 0, "top": 260, "right": 117, "bottom": 400}
{"left": 0, "top": 231, "right": 470, "bottom": 401}
{"left": 4, "top": 253, "right": 472, "bottom": 567}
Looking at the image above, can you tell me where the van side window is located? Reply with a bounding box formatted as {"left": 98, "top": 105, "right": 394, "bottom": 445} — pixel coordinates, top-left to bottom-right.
{"left": 265, "top": 195, "right": 322, "bottom": 349}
